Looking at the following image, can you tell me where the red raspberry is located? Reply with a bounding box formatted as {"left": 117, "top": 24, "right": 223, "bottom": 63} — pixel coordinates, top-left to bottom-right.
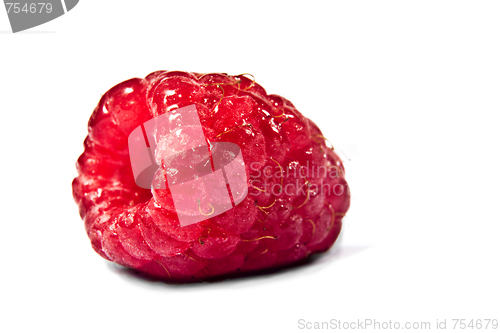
{"left": 72, "top": 71, "right": 350, "bottom": 282}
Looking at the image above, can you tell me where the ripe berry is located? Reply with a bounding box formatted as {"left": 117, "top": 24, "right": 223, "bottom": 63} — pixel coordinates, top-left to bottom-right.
{"left": 72, "top": 71, "right": 350, "bottom": 282}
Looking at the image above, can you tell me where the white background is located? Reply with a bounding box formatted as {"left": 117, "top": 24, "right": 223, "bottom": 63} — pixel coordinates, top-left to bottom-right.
{"left": 1, "top": 1, "right": 499, "bottom": 332}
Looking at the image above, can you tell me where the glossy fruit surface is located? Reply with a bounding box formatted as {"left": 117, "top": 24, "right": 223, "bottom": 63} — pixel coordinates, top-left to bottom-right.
{"left": 72, "top": 71, "right": 350, "bottom": 282}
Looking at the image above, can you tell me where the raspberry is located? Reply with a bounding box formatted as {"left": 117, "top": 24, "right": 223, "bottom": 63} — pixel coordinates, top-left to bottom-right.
{"left": 72, "top": 71, "right": 350, "bottom": 282}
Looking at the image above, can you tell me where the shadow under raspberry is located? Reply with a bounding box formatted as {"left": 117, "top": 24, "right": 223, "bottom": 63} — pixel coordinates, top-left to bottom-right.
{"left": 106, "top": 232, "right": 370, "bottom": 288}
